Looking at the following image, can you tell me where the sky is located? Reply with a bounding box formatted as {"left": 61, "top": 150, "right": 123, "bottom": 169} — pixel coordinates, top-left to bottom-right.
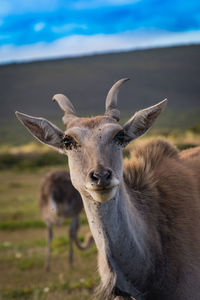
{"left": 0, "top": 0, "right": 200, "bottom": 64}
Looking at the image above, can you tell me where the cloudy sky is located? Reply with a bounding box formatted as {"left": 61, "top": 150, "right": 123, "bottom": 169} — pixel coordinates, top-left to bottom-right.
{"left": 0, "top": 0, "right": 200, "bottom": 64}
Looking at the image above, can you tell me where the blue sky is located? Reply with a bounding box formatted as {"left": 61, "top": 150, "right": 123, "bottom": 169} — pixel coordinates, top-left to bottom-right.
{"left": 0, "top": 0, "right": 200, "bottom": 64}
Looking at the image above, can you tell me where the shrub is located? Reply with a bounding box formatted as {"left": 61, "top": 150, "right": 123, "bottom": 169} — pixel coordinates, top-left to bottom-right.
{"left": 0, "top": 152, "right": 67, "bottom": 170}
{"left": 190, "top": 122, "right": 200, "bottom": 134}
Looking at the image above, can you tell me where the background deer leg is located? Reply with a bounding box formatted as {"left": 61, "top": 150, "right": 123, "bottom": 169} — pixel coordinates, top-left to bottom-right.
{"left": 69, "top": 216, "right": 79, "bottom": 266}
{"left": 45, "top": 222, "right": 53, "bottom": 271}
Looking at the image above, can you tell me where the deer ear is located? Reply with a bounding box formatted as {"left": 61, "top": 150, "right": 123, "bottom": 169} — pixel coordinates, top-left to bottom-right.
{"left": 123, "top": 99, "right": 167, "bottom": 141}
{"left": 15, "top": 112, "right": 64, "bottom": 151}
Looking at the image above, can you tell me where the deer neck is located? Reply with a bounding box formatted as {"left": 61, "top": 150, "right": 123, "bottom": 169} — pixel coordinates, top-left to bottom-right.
{"left": 80, "top": 180, "right": 152, "bottom": 297}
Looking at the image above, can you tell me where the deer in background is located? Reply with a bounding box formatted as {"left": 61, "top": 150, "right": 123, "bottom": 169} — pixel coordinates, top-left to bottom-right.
{"left": 39, "top": 170, "right": 93, "bottom": 270}
{"left": 16, "top": 78, "right": 200, "bottom": 299}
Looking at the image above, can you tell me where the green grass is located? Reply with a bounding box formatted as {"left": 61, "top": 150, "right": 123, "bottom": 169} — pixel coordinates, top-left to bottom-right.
{"left": 2, "top": 288, "right": 33, "bottom": 300}
{"left": 0, "top": 167, "right": 98, "bottom": 299}
{"left": 0, "top": 216, "right": 88, "bottom": 231}
{"left": 0, "top": 239, "right": 46, "bottom": 251}
{"left": 0, "top": 220, "right": 45, "bottom": 230}
{"left": 16, "top": 257, "right": 44, "bottom": 271}
{"left": 1, "top": 276, "right": 98, "bottom": 299}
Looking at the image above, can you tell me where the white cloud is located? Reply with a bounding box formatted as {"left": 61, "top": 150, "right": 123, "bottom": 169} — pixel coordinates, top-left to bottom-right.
{"left": 0, "top": 30, "right": 200, "bottom": 64}
{"left": 34, "top": 22, "right": 46, "bottom": 32}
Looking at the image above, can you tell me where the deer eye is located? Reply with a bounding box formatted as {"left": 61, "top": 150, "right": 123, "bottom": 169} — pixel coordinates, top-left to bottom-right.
{"left": 113, "top": 131, "right": 125, "bottom": 146}
{"left": 62, "top": 135, "right": 77, "bottom": 150}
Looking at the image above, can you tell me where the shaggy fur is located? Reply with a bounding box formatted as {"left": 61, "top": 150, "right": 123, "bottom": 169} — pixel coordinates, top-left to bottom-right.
{"left": 119, "top": 139, "right": 200, "bottom": 299}
{"left": 96, "top": 139, "right": 200, "bottom": 299}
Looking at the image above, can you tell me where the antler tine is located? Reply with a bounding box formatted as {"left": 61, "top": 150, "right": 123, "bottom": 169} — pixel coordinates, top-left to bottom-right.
{"left": 52, "top": 94, "right": 77, "bottom": 125}
{"left": 105, "top": 78, "right": 129, "bottom": 121}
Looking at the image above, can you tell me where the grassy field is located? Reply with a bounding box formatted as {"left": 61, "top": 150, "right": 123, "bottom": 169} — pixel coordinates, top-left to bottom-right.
{"left": 0, "top": 167, "right": 98, "bottom": 300}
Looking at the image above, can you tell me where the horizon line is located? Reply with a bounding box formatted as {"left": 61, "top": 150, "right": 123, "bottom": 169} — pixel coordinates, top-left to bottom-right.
{"left": 1, "top": 42, "right": 200, "bottom": 67}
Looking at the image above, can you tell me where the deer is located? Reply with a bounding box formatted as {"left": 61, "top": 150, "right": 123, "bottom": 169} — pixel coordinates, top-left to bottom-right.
{"left": 15, "top": 78, "right": 200, "bottom": 300}
{"left": 39, "top": 170, "right": 93, "bottom": 270}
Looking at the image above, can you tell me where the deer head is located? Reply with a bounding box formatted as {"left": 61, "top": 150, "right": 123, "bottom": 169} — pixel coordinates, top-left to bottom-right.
{"left": 16, "top": 79, "right": 167, "bottom": 203}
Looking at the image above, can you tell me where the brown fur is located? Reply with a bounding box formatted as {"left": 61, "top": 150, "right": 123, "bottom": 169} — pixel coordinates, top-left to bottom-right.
{"left": 123, "top": 139, "right": 179, "bottom": 193}
{"left": 123, "top": 139, "right": 200, "bottom": 299}
{"left": 67, "top": 115, "right": 116, "bottom": 129}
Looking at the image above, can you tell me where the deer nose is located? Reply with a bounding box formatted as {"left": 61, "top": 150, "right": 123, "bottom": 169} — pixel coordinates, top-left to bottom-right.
{"left": 89, "top": 168, "right": 112, "bottom": 186}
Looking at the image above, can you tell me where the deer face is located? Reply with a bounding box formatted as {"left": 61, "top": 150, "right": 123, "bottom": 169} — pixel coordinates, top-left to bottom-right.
{"left": 16, "top": 78, "right": 167, "bottom": 203}
{"left": 62, "top": 116, "right": 124, "bottom": 202}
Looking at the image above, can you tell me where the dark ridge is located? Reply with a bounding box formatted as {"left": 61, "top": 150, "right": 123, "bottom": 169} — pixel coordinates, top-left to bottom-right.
{"left": 0, "top": 45, "right": 200, "bottom": 144}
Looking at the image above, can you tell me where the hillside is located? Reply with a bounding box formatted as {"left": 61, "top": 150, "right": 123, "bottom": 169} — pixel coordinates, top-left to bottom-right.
{"left": 0, "top": 45, "right": 200, "bottom": 144}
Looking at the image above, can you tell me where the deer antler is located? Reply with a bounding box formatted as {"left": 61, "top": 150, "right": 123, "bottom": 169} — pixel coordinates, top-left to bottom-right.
{"left": 52, "top": 94, "right": 77, "bottom": 125}
{"left": 105, "top": 78, "right": 129, "bottom": 121}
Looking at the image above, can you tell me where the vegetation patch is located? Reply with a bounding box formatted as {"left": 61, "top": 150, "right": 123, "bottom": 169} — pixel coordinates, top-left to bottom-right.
{"left": 1, "top": 288, "right": 33, "bottom": 300}
{"left": 0, "top": 152, "right": 67, "bottom": 171}
{"left": 16, "top": 257, "right": 44, "bottom": 271}
{"left": 0, "top": 239, "right": 46, "bottom": 251}
{"left": 0, "top": 168, "right": 97, "bottom": 300}
{"left": 1, "top": 277, "right": 98, "bottom": 299}
{"left": 51, "top": 236, "right": 69, "bottom": 254}
{"left": 0, "top": 220, "right": 45, "bottom": 230}
{"left": 176, "top": 143, "right": 197, "bottom": 151}
{"left": 190, "top": 122, "right": 200, "bottom": 134}
{"left": 0, "top": 215, "right": 87, "bottom": 230}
